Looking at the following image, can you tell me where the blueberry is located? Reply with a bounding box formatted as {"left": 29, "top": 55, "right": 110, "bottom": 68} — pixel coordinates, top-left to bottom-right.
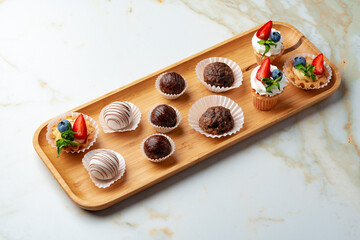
{"left": 270, "top": 31, "right": 281, "bottom": 42}
{"left": 57, "top": 120, "right": 70, "bottom": 132}
{"left": 293, "top": 56, "right": 306, "bottom": 67}
{"left": 271, "top": 69, "right": 283, "bottom": 80}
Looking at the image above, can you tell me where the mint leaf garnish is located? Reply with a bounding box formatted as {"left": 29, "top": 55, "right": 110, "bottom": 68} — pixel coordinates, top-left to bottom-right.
{"left": 261, "top": 76, "right": 282, "bottom": 93}
{"left": 56, "top": 139, "right": 79, "bottom": 157}
{"left": 295, "top": 64, "right": 316, "bottom": 82}
{"left": 257, "top": 39, "right": 277, "bottom": 58}
{"left": 60, "top": 125, "right": 77, "bottom": 141}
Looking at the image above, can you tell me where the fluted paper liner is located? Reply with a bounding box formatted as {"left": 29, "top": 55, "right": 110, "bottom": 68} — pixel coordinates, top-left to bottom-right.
{"left": 141, "top": 133, "right": 175, "bottom": 163}
{"left": 99, "top": 102, "right": 141, "bottom": 133}
{"left": 46, "top": 112, "right": 99, "bottom": 154}
{"left": 147, "top": 105, "right": 181, "bottom": 133}
{"left": 283, "top": 53, "right": 332, "bottom": 90}
{"left": 195, "top": 57, "right": 243, "bottom": 93}
{"left": 252, "top": 91, "right": 280, "bottom": 111}
{"left": 188, "top": 95, "right": 244, "bottom": 138}
{"left": 155, "top": 72, "right": 188, "bottom": 100}
{"left": 82, "top": 149, "right": 126, "bottom": 188}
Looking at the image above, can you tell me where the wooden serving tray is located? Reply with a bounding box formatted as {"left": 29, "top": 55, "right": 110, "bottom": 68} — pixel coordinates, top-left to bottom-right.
{"left": 33, "top": 22, "right": 341, "bottom": 210}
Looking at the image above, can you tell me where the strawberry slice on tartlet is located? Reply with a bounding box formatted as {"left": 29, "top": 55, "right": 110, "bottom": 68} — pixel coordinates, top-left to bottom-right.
{"left": 312, "top": 53, "right": 324, "bottom": 75}
{"left": 73, "top": 114, "right": 88, "bottom": 140}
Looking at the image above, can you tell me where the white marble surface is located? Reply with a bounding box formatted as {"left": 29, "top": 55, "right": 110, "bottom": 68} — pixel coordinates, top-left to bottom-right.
{"left": 1, "top": 0, "right": 360, "bottom": 239}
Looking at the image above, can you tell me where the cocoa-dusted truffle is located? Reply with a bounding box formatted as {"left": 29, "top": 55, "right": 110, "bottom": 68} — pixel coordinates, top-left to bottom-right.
{"left": 199, "top": 106, "right": 234, "bottom": 135}
{"left": 143, "top": 135, "right": 172, "bottom": 159}
{"left": 203, "top": 62, "right": 234, "bottom": 87}
{"left": 159, "top": 72, "right": 186, "bottom": 94}
{"left": 150, "top": 104, "right": 177, "bottom": 127}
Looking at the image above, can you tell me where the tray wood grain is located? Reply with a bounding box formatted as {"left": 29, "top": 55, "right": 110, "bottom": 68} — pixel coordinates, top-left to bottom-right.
{"left": 33, "top": 22, "right": 341, "bottom": 210}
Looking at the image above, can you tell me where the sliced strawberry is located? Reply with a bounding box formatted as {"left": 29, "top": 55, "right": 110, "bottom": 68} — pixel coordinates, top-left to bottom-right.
{"left": 73, "top": 114, "right": 88, "bottom": 140}
{"left": 312, "top": 53, "right": 324, "bottom": 75}
{"left": 256, "top": 20, "right": 272, "bottom": 40}
{"left": 256, "top": 58, "right": 271, "bottom": 81}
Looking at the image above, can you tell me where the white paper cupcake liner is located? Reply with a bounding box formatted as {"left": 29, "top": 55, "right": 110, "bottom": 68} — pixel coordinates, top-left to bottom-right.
{"left": 155, "top": 72, "right": 188, "bottom": 100}
{"left": 141, "top": 133, "right": 176, "bottom": 163}
{"left": 188, "top": 95, "right": 245, "bottom": 138}
{"left": 147, "top": 105, "right": 182, "bottom": 133}
{"left": 46, "top": 112, "right": 99, "bottom": 154}
{"left": 283, "top": 53, "right": 332, "bottom": 90}
{"left": 82, "top": 149, "right": 126, "bottom": 188}
{"left": 99, "top": 102, "right": 141, "bottom": 133}
{"left": 195, "top": 57, "right": 243, "bottom": 93}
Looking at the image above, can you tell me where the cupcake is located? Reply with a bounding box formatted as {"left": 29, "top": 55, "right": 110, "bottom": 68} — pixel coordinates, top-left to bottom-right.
{"left": 82, "top": 149, "right": 126, "bottom": 188}
{"left": 251, "top": 58, "right": 287, "bottom": 111}
{"left": 46, "top": 112, "right": 99, "bottom": 157}
{"left": 156, "top": 72, "right": 188, "bottom": 99}
{"left": 283, "top": 53, "right": 332, "bottom": 90}
{"left": 252, "top": 20, "right": 284, "bottom": 65}
{"left": 99, "top": 101, "right": 141, "bottom": 133}
{"left": 141, "top": 134, "right": 175, "bottom": 162}
{"left": 199, "top": 106, "right": 234, "bottom": 135}
{"left": 195, "top": 57, "right": 243, "bottom": 93}
{"left": 148, "top": 104, "right": 181, "bottom": 133}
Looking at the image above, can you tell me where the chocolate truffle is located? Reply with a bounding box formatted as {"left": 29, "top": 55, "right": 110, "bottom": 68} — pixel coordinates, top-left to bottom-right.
{"left": 143, "top": 135, "right": 172, "bottom": 160}
{"left": 203, "top": 62, "right": 234, "bottom": 87}
{"left": 103, "top": 101, "right": 132, "bottom": 130}
{"left": 89, "top": 150, "right": 119, "bottom": 180}
{"left": 159, "top": 72, "right": 186, "bottom": 94}
{"left": 150, "top": 104, "right": 177, "bottom": 127}
{"left": 199, "top": 106, "right": 234, "bottom": 135}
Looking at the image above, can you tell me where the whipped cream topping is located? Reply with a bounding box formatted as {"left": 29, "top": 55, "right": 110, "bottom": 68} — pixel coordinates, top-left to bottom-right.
{"left": 89, "top": 150, "right": 119, "bottom": 180}
{"left": 250, "top": 65, "right": 287, "bottom": 97}
{"left": 252, "top": 28, "right": 283, "bottom": 57}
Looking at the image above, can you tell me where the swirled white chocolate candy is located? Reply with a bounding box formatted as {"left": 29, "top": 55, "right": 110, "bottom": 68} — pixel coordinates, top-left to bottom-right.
{"left": 89, "top": 150, "right": 119, "bottom": 180}
{"left": 103, "top": 102, "right": 133, "bottom": 130}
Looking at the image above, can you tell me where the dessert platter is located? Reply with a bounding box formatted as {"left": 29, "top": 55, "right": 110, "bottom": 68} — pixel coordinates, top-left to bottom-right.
{"left": 33, "top": 22, "right": 341, "bottom": 210}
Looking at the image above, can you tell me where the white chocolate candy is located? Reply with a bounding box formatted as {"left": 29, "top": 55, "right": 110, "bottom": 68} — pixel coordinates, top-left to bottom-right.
{"left": 103, "top": 102, "right": 133, "bottom": 130}
{"left": 89, "top": 150, "right": 119, "bottom": 180}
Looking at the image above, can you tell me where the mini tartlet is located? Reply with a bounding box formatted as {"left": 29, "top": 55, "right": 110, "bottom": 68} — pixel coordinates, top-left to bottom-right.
{"left": 155, "top": 72, "right": 188, "bottom": 99}
{"left": 99, "top": 101, "right": 141, "bottom": 133}
{"left": 283, "top": 53, "right": 332, "bottom": 90}
{"left": 46, "top": 112, "right": 99, "bottom": 157}
{"left": 148, "top": 104, "right": 181, "bottom": 133}
{"left": 251, "top": 58, "right": 287, "bottom": 111}
{"left": 252, "top": 20, "right": 284, "bottom": 64}
{"left": 141, "top": 134, "right": 175, "bottom": 163}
